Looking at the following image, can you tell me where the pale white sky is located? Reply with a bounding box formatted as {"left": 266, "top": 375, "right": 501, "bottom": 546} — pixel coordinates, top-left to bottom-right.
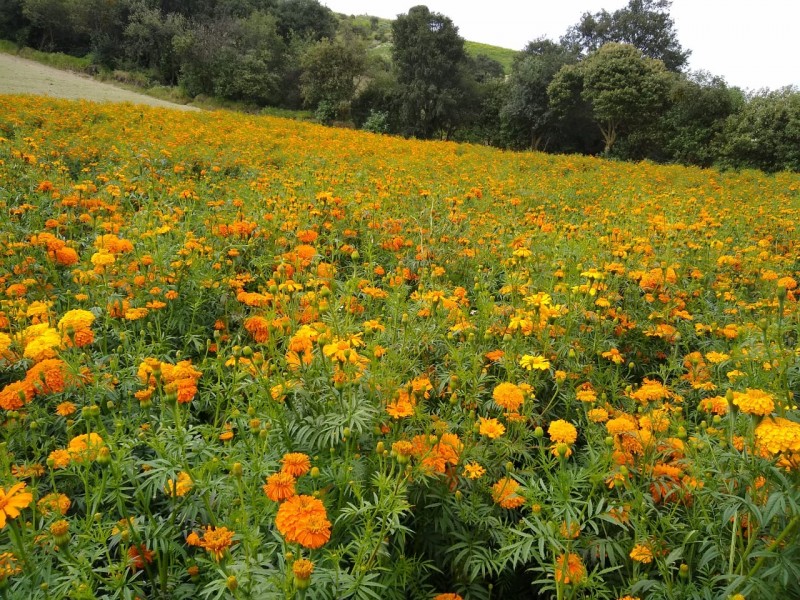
{"left": 322, "top": 0, "right": 800, "bottom": 91}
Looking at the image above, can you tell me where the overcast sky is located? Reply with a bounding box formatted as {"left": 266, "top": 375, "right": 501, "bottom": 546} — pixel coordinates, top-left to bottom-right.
{"left": 322, "top": 0, "right": 800, "bottom": 91}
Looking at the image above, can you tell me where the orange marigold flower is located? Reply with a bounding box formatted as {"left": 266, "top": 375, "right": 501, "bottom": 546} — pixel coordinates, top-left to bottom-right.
{"left": 56, "top": 401, "right": 77, "bottom": 417}
{"left": 491, "top": 477, "right": 525, "bottom": 509}
{"left": 554, "top": 552, "right": 586, "bottom": 585}
{"left": 0, "top": 482, "right": 33, "bottom": 529}
{"left": 37, "top": 493, "right": 70, "bottom": 516}
{"left": 195, "top": 526, "right": 235, "bottom": 562}
{"left": 275, "top": 495, "right": 331, "bottom": 549}
{"left": 47, "top": 449, "right": 71, "bottom": 469}
{"left": 292, "top": 558, "right": 314, "bottom": 581}
{"left": 492, "top": 382, "right": 525, "bottom": 412}
{"left": 433, "top": 595, "right": 464, "bottom": 600}
{"left": 244, "top": 316, "right": 271, "bottom": 343}
{"left": 0, "top": 380, "right": 35, "bottom": 411}
{"left": 263, "top": 472, "right": 296, "bottom": 502}
{"left": 128, "top": 544, "right": 155, "bottom": 571}
{"left": 548, "top": 420, "right": 577, "bottom": 444}
{"left": 281, "top": 453, "right": 311, "bottom": 477}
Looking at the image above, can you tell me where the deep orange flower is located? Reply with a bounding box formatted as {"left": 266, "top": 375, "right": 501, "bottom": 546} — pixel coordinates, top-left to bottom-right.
{"left": 554, "top": 552, "right": 586, "bottom": 585}
{"left": 263, "top": 472, "right": 296, "bottom": 502}
{"left": 275, "top": 495, "right": 331, "bottom": 549}
{"left": 0, "top": 482, "right": 33, "bottom": 529}
{"left": 128, "top": 544, "right": 155, "bottom": 570}
{"left": 492, "top": 477, "right": 525, "bottom": 509}
{"left": 281, "top": 453, "right": 311, "bottom": 477}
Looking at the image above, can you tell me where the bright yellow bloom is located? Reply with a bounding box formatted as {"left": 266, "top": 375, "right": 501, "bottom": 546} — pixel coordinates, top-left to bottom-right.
{"left": 519, "top": 354, "right": 550, "bottom": 371}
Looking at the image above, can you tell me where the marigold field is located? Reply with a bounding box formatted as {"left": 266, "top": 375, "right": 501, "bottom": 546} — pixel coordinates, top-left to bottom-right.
{"left": 1, "top": 96, "right": 800, "bottom": 600}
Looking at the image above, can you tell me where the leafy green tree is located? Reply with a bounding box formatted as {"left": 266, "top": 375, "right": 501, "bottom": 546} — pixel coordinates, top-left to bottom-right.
{"left": 659, "top": 72, "right": 742, "bottom": 166}
{"left": 391, "top": 5, "right": 470, "bottom": 138}
{"left": 273, "top": 0, "right": 336, "bottom": 42}
{"left": 175, "top": 11, "right": 286, "bottom": 105}
{"left": 0, "top": 0, "right": 27, "bottom": 44}
{"left": 300, "top": 37, "right": 367, "bottom": 118}
{"left": 549, "top": 42, "right": 671, "bottom": 155}
{"left": 124, "top": 3, "right": 187, "bottom": 83}
{"left": 21, "top": 0, "right": 76, "bottom": 50}
{"left": 717, "top": 87, "right": 800, "bottom": 173}
{"left": 501, "top": 38, "right": 578, "bottom": 150}
{"left": 562, "top": 0, "right": 689, "bottom": 71}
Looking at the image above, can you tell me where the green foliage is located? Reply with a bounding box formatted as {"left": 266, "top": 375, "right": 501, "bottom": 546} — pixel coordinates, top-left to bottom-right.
{"left": 717, "top": 87, "right": 800, "bottom": 173}
{"left": 391, "top": 5, "right": 469, "bottom": 139}
{"left": 463, "top": 40, "right": 516, "bottom": 75}
{"left": 562, "top": 0, "right": 690, "bottom": 72}
{"left": 501, "top": 38, "right": 579, "bottom": 151}
{"left": 549, "top": 42, "right": 671, "bottom": 154}
{"left": 300, "top": 36, "right": 366, "bottom": 114}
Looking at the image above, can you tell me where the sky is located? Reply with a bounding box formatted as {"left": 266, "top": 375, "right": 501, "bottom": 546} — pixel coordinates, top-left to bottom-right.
{"left": 321, "top": 0, "right": 800, "bottom": 91}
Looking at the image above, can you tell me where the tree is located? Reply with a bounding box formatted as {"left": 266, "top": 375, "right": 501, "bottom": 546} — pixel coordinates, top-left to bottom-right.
{"left": 501, "top": 38, "right": 578, "bottom": 150}
{"left": 124, "top": 4, "right": 187, "bottom": 83}
{"left": 717, "top": 87, "right": 800, "bottom": 173}
{"left": 660, "top": 71, "right": 742, "bottom": 166}
{"left": 562, "top": 0, "right": 689, "bottom": 72}
{"left": 272, "top": 0, "right": 336, "bottom": 42}
{"left": 174, "top": 11, "right": 286, "bottom": 105}
{"left": 548, "top": 43, "right": 671, "bottom": 155}
{"left": 391, "top": 5, "right": 469, "bottom": 138}
{"left": 300, "top": 37, "right": 367, "bottom": 118}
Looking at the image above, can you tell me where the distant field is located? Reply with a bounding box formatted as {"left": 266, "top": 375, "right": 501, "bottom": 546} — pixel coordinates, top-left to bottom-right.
{"left": 0, "top": 52, "right": 198, "bottom": 110}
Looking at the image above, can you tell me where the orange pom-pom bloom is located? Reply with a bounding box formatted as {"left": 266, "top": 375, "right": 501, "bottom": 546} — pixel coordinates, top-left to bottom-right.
{"left": 275, "top": 495, "right": 331, "bottom": 549}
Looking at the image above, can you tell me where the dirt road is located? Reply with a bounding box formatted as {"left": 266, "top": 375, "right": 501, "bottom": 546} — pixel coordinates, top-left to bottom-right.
{"left": 0, "top": 52, "right": 198, "bottom": 110}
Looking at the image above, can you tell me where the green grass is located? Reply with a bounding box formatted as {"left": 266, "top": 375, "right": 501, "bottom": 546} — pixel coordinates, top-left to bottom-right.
{"left": 465, "top": 41, "right": 518, "bottom": 74}
{"left": 0, "top": 39, "right": 94, "bottom": 72}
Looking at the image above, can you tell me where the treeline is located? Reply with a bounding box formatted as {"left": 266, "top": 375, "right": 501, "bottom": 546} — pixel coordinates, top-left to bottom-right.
{"left": 2, "top": 0, "right": 798, "bottom": 172}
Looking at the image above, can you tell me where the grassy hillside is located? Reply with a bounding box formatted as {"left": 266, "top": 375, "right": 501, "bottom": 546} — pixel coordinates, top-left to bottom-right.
{"left": 1, "top": 95, "right": 799, "bottom": 599}
{"left": 337, "top": 12, "right": 518, "bottom": 73}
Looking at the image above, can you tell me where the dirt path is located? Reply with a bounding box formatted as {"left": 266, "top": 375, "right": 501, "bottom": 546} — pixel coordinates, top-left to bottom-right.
{"left": 0, "top": 52, "right": 199, "bottom": 110}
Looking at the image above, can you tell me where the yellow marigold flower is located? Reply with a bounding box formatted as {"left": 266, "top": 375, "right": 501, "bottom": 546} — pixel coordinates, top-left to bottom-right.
{"left": 548, "top": 420, "right": 577, "bottom": 444}
{"left": 732, "top": 389, "right": 774, "bottom": 417}
{"left": 630, "top": 543, "right": 654, "bottom": 563}
{"left": 0, "top": 552, "right": 22, "bottom": 580}
{"left": 479, "top": 417, "right": 506, "bottom": 439}
{"left": 57, "top": 309, "right": 95, "bottom": 333}
{"left": 67, "top": 433, "right": 105, "bottom": 463}
{"left": 492, "top": 382, "right": 525, "bottom": 412}
{"left": 755, "top": 417, "right": 800, "bottom": 454}
{"left": 519, "top": 354, "right": 550, "bottom": 371}
{"left": 463, "top": 462, "right": 486, "bottom": 479}
{"left": 606, "top": 415, "right": 638, "bottom": 436}
{"left": 588, "top": 408, "right": 609, "bottom": 423}
{"left": 166, "top": 472, "right": 193, "bottom": 497}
